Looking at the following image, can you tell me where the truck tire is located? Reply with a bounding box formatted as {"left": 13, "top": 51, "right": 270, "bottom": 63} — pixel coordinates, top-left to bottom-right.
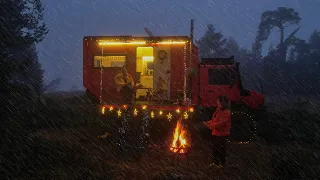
{"left": 229, "top": 111, "right": 256, "bottom": 143}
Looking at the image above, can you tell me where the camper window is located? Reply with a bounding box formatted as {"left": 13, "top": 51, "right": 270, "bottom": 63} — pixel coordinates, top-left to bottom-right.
{"left": 93, "top": 55, "right": 126, "bottom": 68}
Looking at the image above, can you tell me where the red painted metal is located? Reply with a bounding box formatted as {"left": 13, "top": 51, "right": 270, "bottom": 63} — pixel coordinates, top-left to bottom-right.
{"left": 83, "top": 36, "right": 264, "bottom": 111}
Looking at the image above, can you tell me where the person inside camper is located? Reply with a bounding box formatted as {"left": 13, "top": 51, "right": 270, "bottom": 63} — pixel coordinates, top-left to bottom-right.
{"left": 114, "top": 65, "right": 142, "bottom": 104}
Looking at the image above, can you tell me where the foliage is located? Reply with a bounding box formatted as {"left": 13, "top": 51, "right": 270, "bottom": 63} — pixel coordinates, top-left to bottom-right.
{"left": 254, "top": 7, "right": 301, "bottom": 61}
{"left": 195, "top": 24, "right": 227, "bottom": 58}
{"left": 43, "top": 78, "right": 62, "bottom": 93}
{"left": 0, "top": 0, "right": 48, "bottom": 133}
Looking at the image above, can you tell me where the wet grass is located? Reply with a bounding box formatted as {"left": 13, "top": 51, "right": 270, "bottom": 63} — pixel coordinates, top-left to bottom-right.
{"left": 1, "top": 93, "right": 320, "bottom": 179}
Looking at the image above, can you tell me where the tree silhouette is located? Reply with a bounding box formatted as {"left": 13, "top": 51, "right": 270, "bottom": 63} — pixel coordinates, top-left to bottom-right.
{"left": 196, "top": 24, "right": 227, "bottom": 58}
{"left": 254, "top": 7, "right": 301, "bottom": 61}
{"left": 0, "top": 0, "right": 48, "bottom": 125}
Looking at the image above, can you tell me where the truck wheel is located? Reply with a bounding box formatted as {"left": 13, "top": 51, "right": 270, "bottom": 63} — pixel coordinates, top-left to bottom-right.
{"left": 229, "top": 111, "right": 256, "bottom": 144}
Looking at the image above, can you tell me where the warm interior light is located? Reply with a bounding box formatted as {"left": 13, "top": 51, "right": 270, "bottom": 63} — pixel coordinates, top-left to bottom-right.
{"left": 98, "top": 41, "right": 146, "bottom": 45}
{"left": 142, "top": 56, "right": 154, "bottom": 61}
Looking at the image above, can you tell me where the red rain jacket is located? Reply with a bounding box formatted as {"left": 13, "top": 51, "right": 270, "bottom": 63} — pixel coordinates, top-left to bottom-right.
{"left": 209, "top": 108, "right": 231, "bottom": 136}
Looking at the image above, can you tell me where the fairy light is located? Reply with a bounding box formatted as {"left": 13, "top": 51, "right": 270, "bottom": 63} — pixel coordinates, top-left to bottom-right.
{"left": 156, "top": 41, "right": 186, "bottom": 45}
{"left": 99, "top": 47, "right": 103, "bottom": 103}
{"left": 183, "top": 43, "right": 187, "bottom": 102}
{"left": 228, "top": 111, "right": 256, "bottom": 144}
{"left": 159, "top": 110, "right": 163, "bottom": 115}
{"left": 101, "top": 107, "right": 105, "bottom": 115}
{"left": 109, "top": 106, "right": 113, "bottom": 111}
{"left": 151, "top": 111, "right": 155, "bottom": 118}
{"left": 98, "top": 41, "right": 146, "bottom": 46}
{"left": 133, "top": 108, "right": 138, "bottom": 116}
{"left": 189, "top": 108, "right": 194, "bottom": 113}
{"left": 142, "top": 105, "right": 147, "bottom": 110}
{"left": 176, "top": 108, "right": 180, "bottom": 113}
{"left": 167, "top": 113, "right": 172, "bottom": 121}
{"left": 117, "top": 109, "right": 122, "bottom": 117}
{"left": 183, "top": 112, "right": 188, "bottom": 119}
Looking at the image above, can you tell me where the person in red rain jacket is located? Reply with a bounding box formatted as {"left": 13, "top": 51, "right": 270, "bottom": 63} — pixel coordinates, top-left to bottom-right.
{"left": 203, "top": 95, "right": 231, "bottom": 167}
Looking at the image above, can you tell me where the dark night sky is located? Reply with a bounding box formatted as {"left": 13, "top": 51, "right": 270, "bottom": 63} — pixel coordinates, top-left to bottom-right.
{"left": 37, "top": 0, "right": 320, "bottom": 90}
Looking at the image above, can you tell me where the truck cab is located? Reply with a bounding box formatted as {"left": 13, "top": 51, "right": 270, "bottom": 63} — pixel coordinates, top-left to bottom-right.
{"left": 196, "top": 56, "right": 266, "bottom": 143}
{"left": 198, "top": 56, "right": 265, "bottom": 111}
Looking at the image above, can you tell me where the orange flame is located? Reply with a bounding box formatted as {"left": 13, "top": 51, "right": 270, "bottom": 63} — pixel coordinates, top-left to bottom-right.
{"left": 170, "top": 117, "right": 189, "bottom": 154}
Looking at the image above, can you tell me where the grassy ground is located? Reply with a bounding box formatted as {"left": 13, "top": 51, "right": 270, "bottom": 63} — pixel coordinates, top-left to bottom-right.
{"left": 1, "top": 92, "right": 320, "bottom": 179}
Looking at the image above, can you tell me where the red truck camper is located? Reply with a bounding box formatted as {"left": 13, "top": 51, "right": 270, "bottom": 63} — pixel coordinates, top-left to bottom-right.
{"left": 83, "top": 24, "right": 266, "bottom": 143}
{"left": 83, "top": 36, "right": 197, "bottom": 106}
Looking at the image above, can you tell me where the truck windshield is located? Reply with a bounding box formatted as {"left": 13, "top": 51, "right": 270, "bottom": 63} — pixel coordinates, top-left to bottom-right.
{"left": 208, "top": 68, "right": 236, "bottom": 85}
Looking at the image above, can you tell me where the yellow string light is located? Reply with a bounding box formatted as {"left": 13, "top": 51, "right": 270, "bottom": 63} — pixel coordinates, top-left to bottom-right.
{"left": 183, "top": 112, "right": 188, "bottom": 119}
{"left": 109, "top": 106, "right": 113, "bottom": 111}
{"left": 117, "top": 110, "right": 121, "bottom": 117}
{"left": 142, "top": 105, "right": 147, "bottom": 110}
{"left": 176, "top": 108, "right": 180, "bottom": 113}
{"left": 167, "top": 113, "right": 172, "bottom": 121}
{"left": 159, "top": 110, "right": 163, "bottom": 115}
{"left": 189, "top": 108, "right": 194, "bottom": 113}
{"left": 151, "top": 111, "right": 155, "bottom": 118}
{"left": 133, "top": 108, "right": 138, "bottom": 116}
{"left": 101, "top": 107, "right": 105, "bottom": 115}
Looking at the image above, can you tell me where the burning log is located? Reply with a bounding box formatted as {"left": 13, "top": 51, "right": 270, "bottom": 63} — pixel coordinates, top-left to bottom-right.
{"left": 170, "top": 117, "right": 191, "bottom": 154}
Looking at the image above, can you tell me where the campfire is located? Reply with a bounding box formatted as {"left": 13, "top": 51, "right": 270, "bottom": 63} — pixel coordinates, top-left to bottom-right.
{"left": 170, "top": 117, "right": 191, "bottom": 154}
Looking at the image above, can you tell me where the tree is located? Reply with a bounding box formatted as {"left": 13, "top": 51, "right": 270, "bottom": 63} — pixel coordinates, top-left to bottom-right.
{"left": 10, "top": 45, "right": 45, "bottom": 96}
{"left": 0, "top": 0, "right": 48, "bottom": 92}
{"left": 224, "top": 37, "right": 240, "bottom": 58}
{"left": 196, "top": 24, "right": 227, "bottom": 58}
{"left": 43, "top": 78, "right": 62, "bottom": 93}
{"left": 0, "top": 0, "right": 48, "bottom": 126}
{"left": 254, "top": 7, "right": 301, "bottom": 62}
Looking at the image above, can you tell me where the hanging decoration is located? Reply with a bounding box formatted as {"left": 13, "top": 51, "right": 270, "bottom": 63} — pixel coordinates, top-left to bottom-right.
{"left": 227, "top": 111, "right": 256, "bottom": 144}
{"left": 99, "top": 47, "right": 104, "bottom": 103}
{"left": 116, "top": 108, "right": 130, "bottom": 151}
{"left": 139, "top": 109, "right": 150, "bottom": 149}
{"left": 101, "top": 105, "right": 194, "bottom": 121}
{"left": 183, "top": 44, "right": 187, "bottom": 102}
{"left": 158, "top": 50, "right": 168, "bottom": 64}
